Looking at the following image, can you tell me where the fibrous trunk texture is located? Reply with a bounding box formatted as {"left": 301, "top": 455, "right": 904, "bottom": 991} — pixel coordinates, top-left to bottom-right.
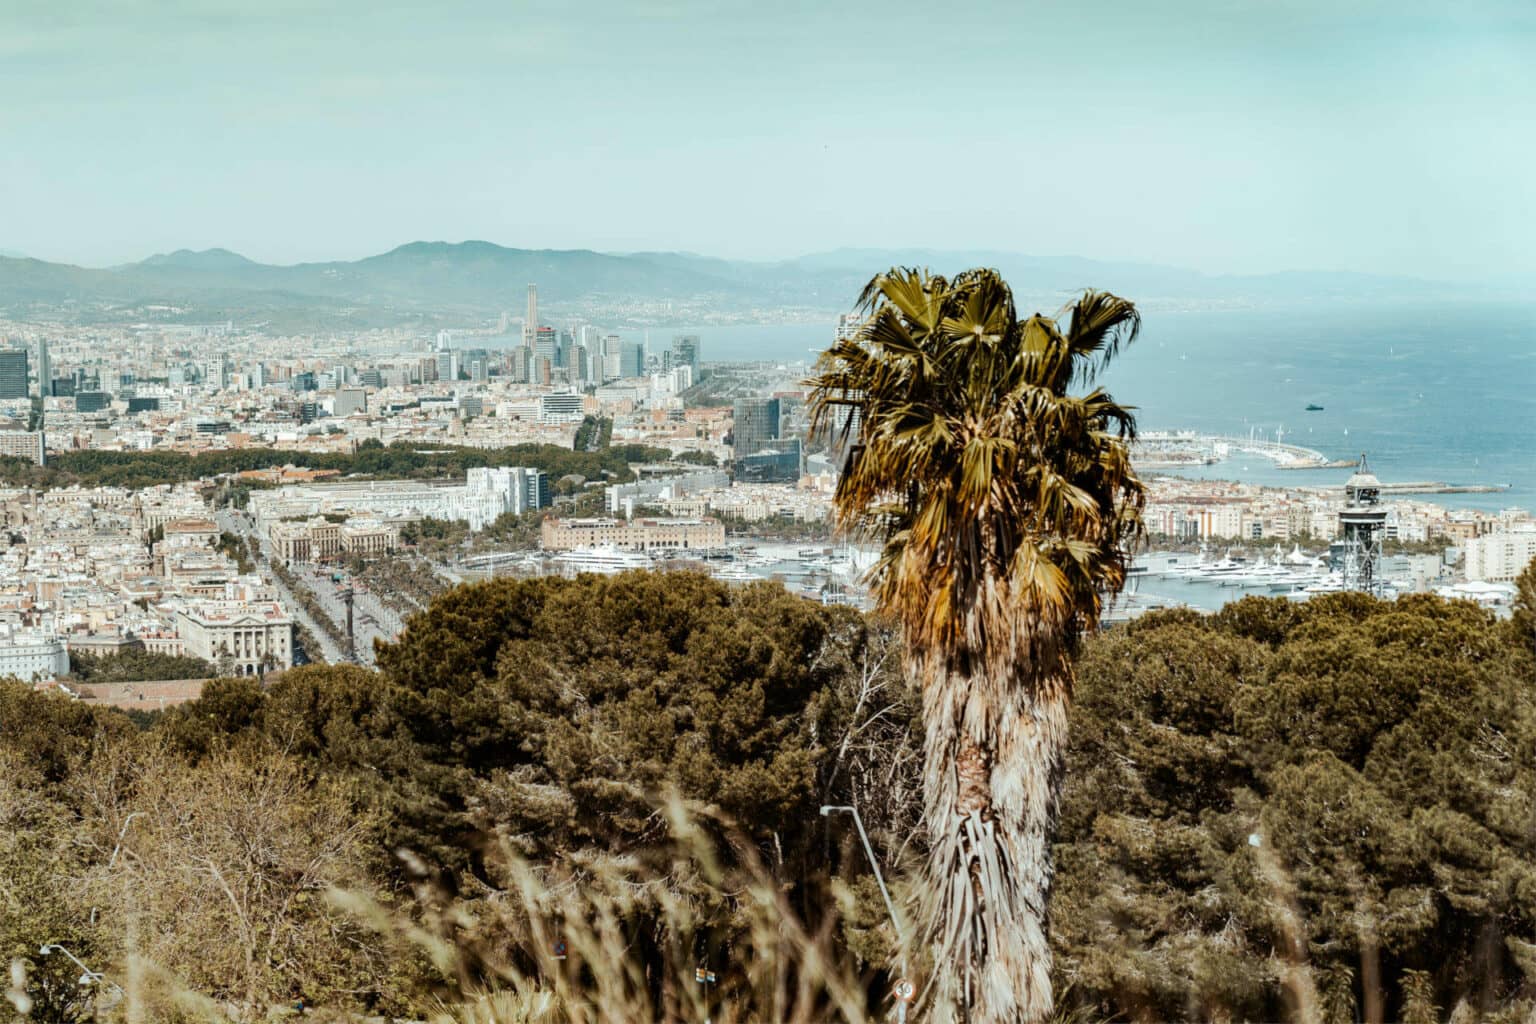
{"left": 915, "top": 659, "right": 1070, "bottom": 1024}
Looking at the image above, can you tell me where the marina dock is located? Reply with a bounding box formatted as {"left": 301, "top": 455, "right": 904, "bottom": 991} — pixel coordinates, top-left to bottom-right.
{"left": 1135, "top": 431, "right": 1335, "bottom": 469}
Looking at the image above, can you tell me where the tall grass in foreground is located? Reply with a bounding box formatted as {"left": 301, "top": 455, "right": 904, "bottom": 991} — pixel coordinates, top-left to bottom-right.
{"left": 6, "top": 795, "right": 885, "bottom": 1023}
{"left": 8, "top": 793, "right": 1530, "bottom": 1022}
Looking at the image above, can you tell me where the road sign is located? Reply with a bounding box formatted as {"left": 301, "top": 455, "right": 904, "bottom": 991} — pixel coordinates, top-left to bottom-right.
{"left": 553, "top": 941, "right": 567, "bottom": 961}
{"left": 894, "top": 979, "right": 916, "bottom": 1002}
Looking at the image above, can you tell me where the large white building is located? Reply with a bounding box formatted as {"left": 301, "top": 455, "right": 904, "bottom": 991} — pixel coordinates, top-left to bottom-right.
{"left": 176, "top": 600, "right": 293, "bottom": 676}
{"left": 0, "top": 429, "right": 45, "bottom": 466}
{"left": 465, "top": 466, "right": 550, "bottom": 530}
{"left": 539, "top": 391, "right": 585, "bottom": 424}
{"left": 1463, "top": 527, "right": 1536, "bottom": 583}
{"left": 250, "top": 468, "right": 549, "bottom": 535}
{"left": 541, "top": 516, "right": 725, "bottom": 552}
{"left": 0, "top": 627, "right": 69, "bottom": 681}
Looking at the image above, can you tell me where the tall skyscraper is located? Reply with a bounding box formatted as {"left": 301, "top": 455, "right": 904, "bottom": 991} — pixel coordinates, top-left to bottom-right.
{"left": 732, "top": 397, "right": 783, "bottom": 460}
{"left": 620, "top": 341, "right": 645, "bottom": 379}
{"left": 523, "top": 283, "right": 539, "bottom": 347}
{"left": 0, "top": 349, "right": 30, "bottom": 400}
{"left": 35, "top": 339, "right": 49, "bottom": 399}
{"left": 510, "top": 345, "right": 533, "bottom": 383}
{"left": 533, "top": 326, "right": 559, "bottom": 368}
{"left": 670, "top": 335, "right": 700, "bottom": 378}
{"left": 601, "top": 335, "right": 623, "bottom": 382}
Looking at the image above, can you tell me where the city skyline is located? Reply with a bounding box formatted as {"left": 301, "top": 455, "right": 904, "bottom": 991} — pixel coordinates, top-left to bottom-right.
{"left": 3, "top": 0, "right": 1534, "bottom": 281}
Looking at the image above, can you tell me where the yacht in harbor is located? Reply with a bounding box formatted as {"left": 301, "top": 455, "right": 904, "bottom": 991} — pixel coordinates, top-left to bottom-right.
{"left": 550, "top": 545, "right": 654, "bottom": 576}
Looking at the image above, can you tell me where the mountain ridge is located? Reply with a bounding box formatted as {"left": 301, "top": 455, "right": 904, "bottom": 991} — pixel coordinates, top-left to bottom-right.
{"left": 0, "top": 240, "right": 1520, "bottom": 324}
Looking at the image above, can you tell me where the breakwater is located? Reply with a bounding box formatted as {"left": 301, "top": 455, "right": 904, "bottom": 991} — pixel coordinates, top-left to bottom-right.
{"left": 1135, "top": 431, "right": 1334, "bottom": 470}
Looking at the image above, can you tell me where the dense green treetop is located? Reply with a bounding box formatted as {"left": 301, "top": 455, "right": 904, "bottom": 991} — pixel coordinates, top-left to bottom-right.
{"left": 0, "top": 439, "right": 676, "bottom": 491}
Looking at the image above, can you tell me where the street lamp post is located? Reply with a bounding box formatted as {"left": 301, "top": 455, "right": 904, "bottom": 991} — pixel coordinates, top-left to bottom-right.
{"left": 38, "top": 944, "right": 123, "bottom": 997}
{"left": 820, "top": 803, "right": 907, "bottom": 980}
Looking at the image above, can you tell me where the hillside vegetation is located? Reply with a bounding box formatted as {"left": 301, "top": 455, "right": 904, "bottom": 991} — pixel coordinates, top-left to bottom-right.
{"left": 2, "top": 570, "right": 1534, "bottom": 1022}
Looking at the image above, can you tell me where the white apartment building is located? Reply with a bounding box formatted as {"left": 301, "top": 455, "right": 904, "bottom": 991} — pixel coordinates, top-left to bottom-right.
{"left": 465, "top": 467, "right": 549, "bottom": 530}
{"left": 0, "top": 429, "right": 45, "bottom": 466}
{"left": 1462, "top": 528, "right": 1536, "bottom": 583}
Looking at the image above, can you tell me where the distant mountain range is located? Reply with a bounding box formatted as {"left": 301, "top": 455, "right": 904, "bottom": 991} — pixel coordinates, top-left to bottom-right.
{"left": 0, "top": 240, "right": 1518, "bottom": 326}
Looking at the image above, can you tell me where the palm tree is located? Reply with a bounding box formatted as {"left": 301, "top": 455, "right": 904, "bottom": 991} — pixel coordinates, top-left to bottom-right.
{"left": 807, "top": 268, "right": 1144, "bottom": 1024}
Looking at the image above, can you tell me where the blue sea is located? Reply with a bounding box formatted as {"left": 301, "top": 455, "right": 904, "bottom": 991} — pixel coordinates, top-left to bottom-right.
{"left": 640, "top": 302, "right": 1536, "bottom": 512}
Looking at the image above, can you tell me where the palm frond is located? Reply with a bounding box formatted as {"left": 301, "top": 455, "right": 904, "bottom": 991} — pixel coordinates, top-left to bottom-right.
{"left": 805, "top": 268, "right": 1144, "bottom": 672}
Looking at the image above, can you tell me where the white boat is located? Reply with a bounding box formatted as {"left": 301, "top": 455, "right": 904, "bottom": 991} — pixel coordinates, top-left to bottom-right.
{"left": 1302, "top": 574, "right": 1346, "bottom": 594}
{"left": 550, "top": 545, "right": 653, "bottom": 576}
{"left": 1192, "top": 558, "right": 1248, "bottom": 581}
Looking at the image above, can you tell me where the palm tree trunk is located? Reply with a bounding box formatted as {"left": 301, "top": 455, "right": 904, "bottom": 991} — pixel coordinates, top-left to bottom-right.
{"left": 915, "top": 659, "right": 1070, "bottom": 1024}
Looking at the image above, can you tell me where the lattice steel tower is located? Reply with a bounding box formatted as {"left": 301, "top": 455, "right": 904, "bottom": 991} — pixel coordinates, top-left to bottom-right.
{"left": 1338, "top": 453, "right": 1387, "bottom": 595}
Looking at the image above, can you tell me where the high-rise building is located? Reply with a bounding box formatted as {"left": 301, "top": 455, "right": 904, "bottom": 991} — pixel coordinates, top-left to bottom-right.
{"left": 601, "top": 335, "right": 623, "bottom": 382}
{"left": 436, "top": 330, "right": 453, "bottom": 352}
{"left": 466, "top": 467, "right": 551, "bottom": 530}
{"left": 534, "top": 326, "right": 559, "bottom": 367}
{"left": 35, "top": 339, "right": 49, "bottom": 399}
{"left": 509, "top": 345, "right": 533, "bottom": 383}
{"left": 736, "top": 437, "right": 803, "bottom": 483}
{"left": 732, "top": 397, "right": 783, "bottom": 460}
{"left": 835, "top": 313, "right": 864, "bottom": 342}
{"left": 0, "top": 428, "right": 45, "bottom": 466}
{"left": 671, "top": 335, "right": 700, "bottom": 377}
{"left": 620, "top": 341, "right": 645, "bottom": 378}
{"left": 0, "top": 349, "right": 28, "bottom": 400}
{"left": 1463, "top": 528, "right": 1536, "bottom": 583}
{"left": 523, "top": 283, "right": 539, "bottom": 347}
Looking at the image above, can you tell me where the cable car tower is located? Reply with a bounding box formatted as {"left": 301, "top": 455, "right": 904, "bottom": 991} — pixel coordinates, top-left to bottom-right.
{"left": 1338, "top": 453, "right": 1387, "bottom": 595}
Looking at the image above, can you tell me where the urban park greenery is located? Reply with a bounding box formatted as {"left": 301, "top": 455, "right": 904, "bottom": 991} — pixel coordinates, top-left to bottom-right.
{"left": 0, "top": 439, "right": 677, "bottom": 493}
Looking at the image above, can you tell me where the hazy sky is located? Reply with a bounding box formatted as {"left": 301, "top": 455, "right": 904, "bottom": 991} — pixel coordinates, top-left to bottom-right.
{"left": 3, "top": 0, "right": 1533, "bottom": 278}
